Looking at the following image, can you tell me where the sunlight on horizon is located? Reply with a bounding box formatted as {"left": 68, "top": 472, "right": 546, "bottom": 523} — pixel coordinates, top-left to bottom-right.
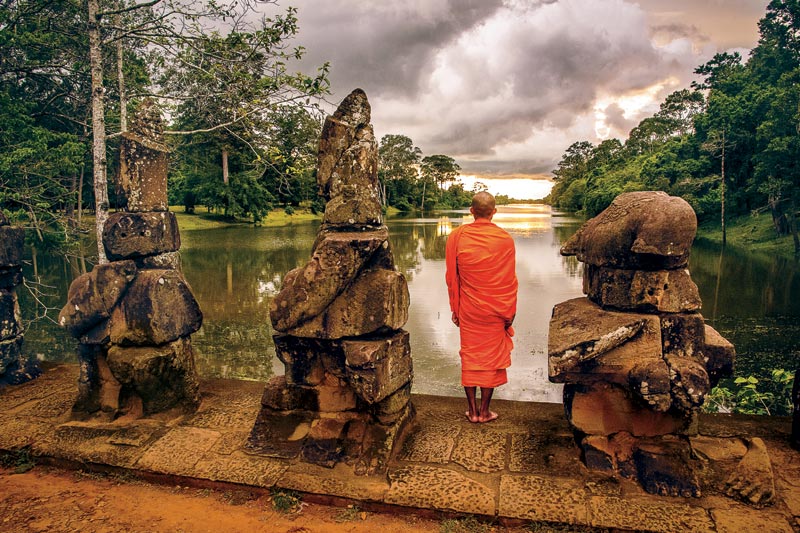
{"left": 456, "top": 175, "right": 554, "bottom": 200}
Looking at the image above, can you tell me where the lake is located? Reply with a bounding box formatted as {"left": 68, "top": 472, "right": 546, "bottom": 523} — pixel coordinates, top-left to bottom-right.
{"left": 19, "top": 205, "right": 800, "bottom": 403}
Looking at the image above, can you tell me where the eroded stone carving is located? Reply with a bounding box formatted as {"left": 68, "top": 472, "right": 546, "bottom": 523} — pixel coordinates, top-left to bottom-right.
{"left": 247, "top": 89, "right": 414, "bottom": 474}
{"left": 59, "top": 100, "right": 201, "bottom": 419}
{"left": 0, "top": 213, "right": 39, "bottom": 385}
{"left": 549, "top": 191, "right": 737, "bottom": 498}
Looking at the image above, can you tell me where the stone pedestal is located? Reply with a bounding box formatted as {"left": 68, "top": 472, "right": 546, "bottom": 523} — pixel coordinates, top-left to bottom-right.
{"left": 247, "top": 89, "right": 414, "bottom": 474}
{"left": 549, "top": 192, "right": 736, "bottom": 497}
{"left": 0, "top": 215, "right": 39, "bottom": 385}
{"left": 59, "top": 100, "right": 201, "bottom": 419}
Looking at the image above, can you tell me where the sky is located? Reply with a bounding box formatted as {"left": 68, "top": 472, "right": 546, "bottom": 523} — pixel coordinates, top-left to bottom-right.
{"left": 261, "top": 0, "right": 769, "bottom": 198}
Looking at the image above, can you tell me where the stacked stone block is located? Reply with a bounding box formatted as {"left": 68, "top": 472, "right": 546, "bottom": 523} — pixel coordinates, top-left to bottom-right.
{"left": 59, "top": 100, "right": 202, "bottom": 419}
{"left": 247, "top": 89, "right": 414, "bottom": 475}
{"left": 0, "top": 213, "right": 39, "bottom": 385}
{"left": 548, "top": 191, "right": 735, "bottom": 497}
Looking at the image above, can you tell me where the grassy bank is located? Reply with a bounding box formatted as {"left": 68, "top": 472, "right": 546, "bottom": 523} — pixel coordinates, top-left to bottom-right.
{"left": 697, "top": 211, "right": 798, "bottom": 258}
{"left": 172, "top": 206, "right": 320, "bottom": 231}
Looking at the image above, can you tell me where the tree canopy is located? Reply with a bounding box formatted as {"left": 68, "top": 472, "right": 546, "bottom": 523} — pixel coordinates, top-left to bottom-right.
{"left": 546, "top": 0, "right": 800, "bottom": 252}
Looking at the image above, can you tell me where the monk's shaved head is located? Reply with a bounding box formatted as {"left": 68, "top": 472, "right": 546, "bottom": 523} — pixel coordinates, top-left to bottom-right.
{"left": 471, "top": 192, "right": 496, "bottom": 219}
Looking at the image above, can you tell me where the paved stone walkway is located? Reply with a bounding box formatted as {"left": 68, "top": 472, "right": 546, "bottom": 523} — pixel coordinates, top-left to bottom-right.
{"left": 1, "top": 363, "right": 799, "bottom": 532}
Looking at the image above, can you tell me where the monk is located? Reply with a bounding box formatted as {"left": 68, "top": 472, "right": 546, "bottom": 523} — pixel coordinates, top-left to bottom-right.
{"left": 445, "top": 192, "right": 518, "bottom": 423}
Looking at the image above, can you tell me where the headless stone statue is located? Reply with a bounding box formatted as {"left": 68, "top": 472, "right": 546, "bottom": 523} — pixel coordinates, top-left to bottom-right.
{"left": 59, "top": 100, "right": 202, "bottom": 420}
{"left": 247, "top": 89, "right": 414, "bottom": 475}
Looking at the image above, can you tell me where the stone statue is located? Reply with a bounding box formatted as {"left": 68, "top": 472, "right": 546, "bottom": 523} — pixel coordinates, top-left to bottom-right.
{"left": 59, "top": 100, "right": 202, "bottom": 420}
{"left": 0, "top": 212, "right": 39, "bottom": 385}
{"left": 549, "top": 191, "right": 736, "bottom": 497}
{"left": 246, "top": 89, "right": 414, "bottom": 474}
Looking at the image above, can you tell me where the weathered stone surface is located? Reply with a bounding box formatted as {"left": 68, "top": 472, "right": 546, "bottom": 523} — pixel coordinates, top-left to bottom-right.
{"left": 703, "top": 324, "right": 735, "bottom": 387}
{"left": 270, "top": 228, "right": 390, "bottom": 332}
{"left": 106, "top": 337, "right": 200, "bottom": 414}
{"left": 58, "top": 260, "right": 137, "bottom": 336}
{"left": 561, "top": 191, "right": 697, "bottom": 270}
{"left": 371, "top": 382, "right": 412, "bottom": 424}
{"left": 317, "top": 89, "right": 382, "bottom": 228}
{"left": 343, "top": 330, "right": 412, "bottom": 403}
{"left": 118, "top": 131, "right": 169, "bottom": 212}
{"left": 499, "top": 475, "right": 590, "bottom": 524}
{"left": 581, "top": 433, "right": 638, "bottom": 477}
{"left": 665, "top": 354, "right": 710, "bottom": 410}
{"left": 565, "top": 383, "right": 691, "bottom": 437}
{"left": 628, "top": 360, "right": 672, "bottom": 412}
{"left": 385, "top": 465, "right": 495, "bottom": 515}
{"left": 0, "top": 289, "right": 22, "bottom": 340}
{"left": 273, "top": 335, "right": 327, "bottom": 386}
{"left": 661, "top": 313, "right": 705, "bottom": 361}
{"left": 451, "top": 427, "right": 507, "bottom": 473}
{"left": 724, "top": 437, "right": 776, "bottom": 506}
{"left": 316, "top": 373, "right": 358, "bottom": 412}
{"left": 261, "top": 375, "right": 319, "bottom": 411}
{"left": 634, "top": 437, "right": 700, "bottom": 497}
{"left": 548, "top": 297, "right": 663, "bottom": 385}
{"left": 134, "top": 251, "right": 181, "bottom": 271}
{"left": 245, "top": 408, "right": 314, "bottom": 459}
{"left": 286, "top": 269, "right": 409, "bottom": 339}
{"left": 0, "top": 335, "right": 34, "bottom": 384}
{"left": 584, "top": 265, "right": 701, "bottom": 312}
{"left": 588, "top": 495, "right": 714, "bottom": 532}
{"left": 102, "top": 211, "right": 180, "bottom": 261}
{"left": 108, "top": 269, "right": 202, "bottom": 345}
{"left": 0, "top": 226, "right": 25, "bottom": 267}
{"left": 78, "top": 320, "right": 110, "bottom": 345}
{"left": 0, "top": 267, "right": 23, "bottom": 289}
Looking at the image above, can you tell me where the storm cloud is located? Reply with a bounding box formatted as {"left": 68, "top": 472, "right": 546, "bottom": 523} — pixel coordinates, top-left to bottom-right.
{"left": 265, "top": 0, "right": 768, "bottom": 176}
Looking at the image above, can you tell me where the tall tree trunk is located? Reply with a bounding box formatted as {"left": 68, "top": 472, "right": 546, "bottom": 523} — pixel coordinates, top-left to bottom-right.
{"left": 721, "top": 129, "right": 726, "bottom": 247}
{"left": 420, "top": 180, "right": 426, "bottom": 212}
{"left": 88, "top": 0, "right": 109, "bottom": 263}
{"left": 116, "top": 15, "right": 127, "bottom": 133}
{"left": 77, "top": 160, "right": 85, "bottom": 226}
{"left": 222, "top": 149, "right": 229, "bottom": 185}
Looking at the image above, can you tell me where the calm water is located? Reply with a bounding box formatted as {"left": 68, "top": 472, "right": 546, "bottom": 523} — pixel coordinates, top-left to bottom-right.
{"left": 19, "top": 205, "right": 800, "bottom": 402}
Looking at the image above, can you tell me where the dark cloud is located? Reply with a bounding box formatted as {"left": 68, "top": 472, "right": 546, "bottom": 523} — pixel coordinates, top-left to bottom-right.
{"left": 267, "top": 0, "right": 767, "bottom": 176}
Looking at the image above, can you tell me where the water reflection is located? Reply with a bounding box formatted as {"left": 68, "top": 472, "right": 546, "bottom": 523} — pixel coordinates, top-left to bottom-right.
{"left": 18, "top": 206, "right": 800, "bottom": 403}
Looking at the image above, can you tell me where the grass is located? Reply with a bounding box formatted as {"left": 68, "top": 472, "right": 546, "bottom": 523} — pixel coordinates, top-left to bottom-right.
{"left": 697, "top": 210, "right": 798, "bottom": 258}
{"left": 335, "top": 504, "right": 365, "bottom": 522}
{"left": 0, "top": 446, "right": 35, "bottom": 474}
{"left": 439, "top": 516, "right": 492, "bottom": 533}
{"left": 269, "top": 487, "right": 304, "bottom": 514}
{"left": 172, "top": 206, "right": 319, "bottom": 231}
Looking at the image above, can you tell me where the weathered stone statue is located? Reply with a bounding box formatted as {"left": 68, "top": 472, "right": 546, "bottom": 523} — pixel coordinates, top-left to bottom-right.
{"left": 246, "top": 89, "right": 414, "bottom": 474}
{"left": 549, "top": 191, "right": 736, "bottom": 497}
{"left": 0, "top": 213, "right": 39, "bottom": 385}
{"left": 59, "top": 100, "right": 202, "bottom": 419}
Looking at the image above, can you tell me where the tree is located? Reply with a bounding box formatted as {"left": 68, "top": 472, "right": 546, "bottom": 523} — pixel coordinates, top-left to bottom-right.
{"left": 656, "top": 89, "right": 706, "bottom": 136}
{"left": 378, "top": 134, "right": 421, "bottom": 207}
{"left": 419, "top": 155, "right": 460, "bottom": 210}
{"left": 84, "top": 1, "right": 328, "bottom": 260}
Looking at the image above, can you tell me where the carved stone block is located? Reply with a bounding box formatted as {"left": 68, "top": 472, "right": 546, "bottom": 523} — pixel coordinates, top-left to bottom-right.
{"left": 343, "top": 330, "right": 412, "bottom": 404}
{"left": 565, "top": 383, "right": 692, "bottom": 437}
{"left": 118, "top": 131, "right": 169, "bottom": 212}
{"left": 584, "top": 265, "right": 701, "bottom": 313}
{"left": 106, "top": 337, "right": 199, "bottom": 414}
{"left": 0, "top": 226, "right": 24, "bottom": 267}
{"left": 102, "top": 211, "right": 180, "bottom": 261}
{"left": 58, "top": 260, "right": 137, "bottom": 337}
{"left": 108, "top": 269, "right": 202, "bottom": 345}
{"left": 548, "top": 297, "right": 663, "bottom": 385}
{"left": 286, "top": 269, "right": 409, "bottom": 339}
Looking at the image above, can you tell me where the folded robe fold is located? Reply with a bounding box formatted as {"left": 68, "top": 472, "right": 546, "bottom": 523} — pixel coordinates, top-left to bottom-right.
{"left": 445, "top": 218, "right": 518, "bottom": 387}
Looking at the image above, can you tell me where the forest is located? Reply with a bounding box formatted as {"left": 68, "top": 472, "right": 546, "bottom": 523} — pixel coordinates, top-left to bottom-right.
{"left": 546, "top": 0, "right": 800, "bottom": 253}
{"left": 0, "top": 0, "right": 475, "bottom": 259}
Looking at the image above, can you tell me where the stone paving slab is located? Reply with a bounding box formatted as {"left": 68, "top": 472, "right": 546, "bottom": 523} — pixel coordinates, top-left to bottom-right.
{"left": 2, "top": 362, "right": 800, "bottom": 533}
{"left": 385, "top": 465, "right": 496, "bottom": 515}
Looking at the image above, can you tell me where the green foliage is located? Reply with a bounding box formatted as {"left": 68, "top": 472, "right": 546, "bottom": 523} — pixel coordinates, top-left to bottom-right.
{"left": 704, "top": 369, "right": 794, "bottom": 415}
{"left": 334, "top": 504, "right": 364, "bottom": 522}
{"left": 439, "top": 516, "right": 491, "bottom": 533}
{"left": 269, "top": 488, "right": 303, "bottom": 514}
{"left": 546, "top": 1, "right": 800, "bottom": 255}
{"left": 0, "top": 445, "right": 35, "bottom": 474}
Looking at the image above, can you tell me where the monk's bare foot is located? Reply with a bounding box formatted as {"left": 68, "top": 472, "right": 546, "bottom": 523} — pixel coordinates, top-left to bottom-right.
{"left": 478, "top": 411, "right": 498, "bottom": 423}
{"left": 465, "top": 411, "right": 479, "bottom": 423}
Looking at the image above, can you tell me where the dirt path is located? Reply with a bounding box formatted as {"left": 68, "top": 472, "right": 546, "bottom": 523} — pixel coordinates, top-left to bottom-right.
{"left": 0, "top": 466, "right": 452, "bottom": 533}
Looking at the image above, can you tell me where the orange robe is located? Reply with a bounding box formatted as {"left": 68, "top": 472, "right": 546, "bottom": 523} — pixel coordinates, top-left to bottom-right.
{"left": 445, "top": 218, "right": 518, "bottom": 387}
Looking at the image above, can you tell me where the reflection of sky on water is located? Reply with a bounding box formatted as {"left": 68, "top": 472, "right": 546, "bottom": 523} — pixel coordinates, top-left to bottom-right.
{"left": 396, "top": 205, "right": 583, "bottom": 402}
